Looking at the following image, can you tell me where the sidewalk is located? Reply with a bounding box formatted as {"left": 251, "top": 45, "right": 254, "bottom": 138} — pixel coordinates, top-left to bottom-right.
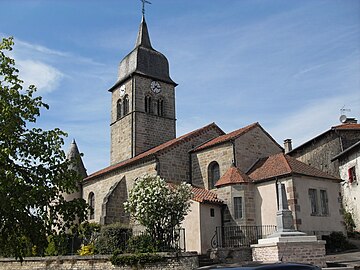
{"left": 325, "top": 250, "right": 360, "bottom": 269}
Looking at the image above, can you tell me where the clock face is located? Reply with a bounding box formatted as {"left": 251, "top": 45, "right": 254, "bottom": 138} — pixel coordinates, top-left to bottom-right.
{"left": 119, "top": 85, "right": 126, "bottom": 97}
{"left": 150, "top": 81, "right": 161, "bottom": 94}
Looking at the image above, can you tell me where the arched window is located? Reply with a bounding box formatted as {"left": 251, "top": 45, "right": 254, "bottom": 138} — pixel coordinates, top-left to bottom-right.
{"left": 117, "top": 99, "right": 122, "bottom": 120}
{"left": 88, "top": 192, "right": 95, "bottom": 219}
{"left": 145, "top": 96, "right": 152, "bottom": 114}
{"left": 208, "top": 161, "right": 220, "bottom": 189}
{"left": 123, "top": 95, "right": 129, "bottom": 115}
{"left": 157, "top": 99, "right": 164, "bottom": 116}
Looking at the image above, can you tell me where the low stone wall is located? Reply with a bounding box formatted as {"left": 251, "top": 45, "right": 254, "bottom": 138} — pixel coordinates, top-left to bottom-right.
{"left": 0, "top": 252, "right": 198, "bottom": 270}
{"left": 252, "top": 240, "right": 326, "bottom": 267}
{"left": 208, "top": 247, "right": 252, "bottom": 263}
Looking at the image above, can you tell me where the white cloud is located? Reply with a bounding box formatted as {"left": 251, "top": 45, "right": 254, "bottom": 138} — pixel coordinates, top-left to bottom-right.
{"left": 17, "top": 59, "right": 64, "bottom": 94}
{"left": 268, "top": 93, "right": 360, "bottom": 148}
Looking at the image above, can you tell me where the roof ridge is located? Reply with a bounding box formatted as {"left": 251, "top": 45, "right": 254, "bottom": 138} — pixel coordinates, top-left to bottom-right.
{"left": 282, "top": 153, "right": 293, "bottom": 173}
{"left": 84, "top": 122, "right": 223, "bottom": 181}
{"left": 193, "top": 122, "right": 259, "bottom": 152}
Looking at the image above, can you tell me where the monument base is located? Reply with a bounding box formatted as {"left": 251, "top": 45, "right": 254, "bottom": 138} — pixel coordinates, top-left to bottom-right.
{"left": 251, "top": 236, "right": 326, "bottom": 267}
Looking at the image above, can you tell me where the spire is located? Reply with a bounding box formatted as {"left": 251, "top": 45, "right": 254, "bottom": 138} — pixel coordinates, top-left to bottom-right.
{"left": 135, "top": 15, "right": 152, "bottom": 49}
{"left": 66, "top": 139, "right": 87, "bottom": 178}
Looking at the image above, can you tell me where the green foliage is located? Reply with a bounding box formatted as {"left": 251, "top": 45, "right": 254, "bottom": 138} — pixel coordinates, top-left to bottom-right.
{"left": 323, "top": 231, "right": 357, "bottom": 254}
{"left": 45, "top": 233, "right": 73, "bottom": 256}
{"left": 0, "top": 37, "right": 88, "bottom": 260}
{"left": 110, "top": 253, "right": 164, "bottom": 267}
{"left": 343, "top": 211, "right": 356, "bottom": 234}
{"left": 77, "top": 221, "right": 101, "bottom": 245}
{"left": 94, "top": 223, "right": 132, "bottom": 254}
{"left": 124, "top": 175, "right": 192, "bottom": 251}
{"left": 126, "top": 234, "right": 157, "bottom": 254}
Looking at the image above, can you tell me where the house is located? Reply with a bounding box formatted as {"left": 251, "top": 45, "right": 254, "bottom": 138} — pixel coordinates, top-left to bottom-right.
{"left": 332, "top": 140, "right": 360, "bottom": 230}
{"left": 65, "top": 14, "right": 345, "bottom": 255}
{"left": 287, "top": 120, "right": 360, "bottom": 232}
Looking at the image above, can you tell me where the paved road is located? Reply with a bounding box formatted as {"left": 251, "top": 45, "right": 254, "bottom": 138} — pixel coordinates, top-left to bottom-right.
{"left": 325, "top": 250, "right": 360, "bottom": 268}
{"left": 197, "top": 250, "right": 360, "bottom": 269}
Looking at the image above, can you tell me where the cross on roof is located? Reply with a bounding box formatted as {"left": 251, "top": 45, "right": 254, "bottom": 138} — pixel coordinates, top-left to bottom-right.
{"left": 140, "top": 0, "right": 151, "bottom": 16}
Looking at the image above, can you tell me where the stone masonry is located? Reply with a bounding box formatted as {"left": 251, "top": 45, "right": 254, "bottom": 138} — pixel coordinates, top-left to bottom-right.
{"left": 0, "top": 253, "right": 199, "bottom": 270}
{"left": 252, "top": 241, "right": 326, "bottom": 267}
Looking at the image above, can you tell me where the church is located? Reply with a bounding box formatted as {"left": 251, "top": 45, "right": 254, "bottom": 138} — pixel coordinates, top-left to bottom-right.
{"left": 66, "top": 14, "right": 345, "bottom": 254}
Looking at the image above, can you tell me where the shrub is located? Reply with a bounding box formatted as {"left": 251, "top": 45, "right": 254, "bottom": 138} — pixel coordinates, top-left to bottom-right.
{"left": 126, "top": 234, "right": 157, "bottom": 254}
{"left": 323, "top": 231, "right": 357, "bottom": 254}
{"left": 94, "top": 223, "right": 131, "bottom": 254}
{"left": 110, "top": 253, "right": 164, "bottom": 267}
{"left": 343, "top": 211, "right": 356, "bottom": 234}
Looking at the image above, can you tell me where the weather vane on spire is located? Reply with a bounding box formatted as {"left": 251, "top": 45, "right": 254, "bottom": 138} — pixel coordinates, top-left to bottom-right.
{"left": 140, "top": 0, "right": 151, "bottom": 16}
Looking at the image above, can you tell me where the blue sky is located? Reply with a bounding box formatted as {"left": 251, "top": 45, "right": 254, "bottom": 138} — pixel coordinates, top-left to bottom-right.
{"left": 1, "top": 0, "right": 359, "bottom": 174}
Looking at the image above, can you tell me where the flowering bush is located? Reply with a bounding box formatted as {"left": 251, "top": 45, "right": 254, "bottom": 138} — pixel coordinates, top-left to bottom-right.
{"left": 124, "top": 175, "right": 192, "bottom": 250}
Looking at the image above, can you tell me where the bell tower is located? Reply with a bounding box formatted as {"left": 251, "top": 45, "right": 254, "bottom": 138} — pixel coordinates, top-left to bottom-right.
{"left": 109, "top": 15, "right": 177, "bottom": 165}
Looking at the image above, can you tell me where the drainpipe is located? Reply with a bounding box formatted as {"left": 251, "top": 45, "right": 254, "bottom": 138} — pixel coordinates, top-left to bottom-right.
{"left": 188, "top": 148, "right": 193, "bottom": 184}
{"left": 231, "top": 140, "right": 237, "bottom": 166}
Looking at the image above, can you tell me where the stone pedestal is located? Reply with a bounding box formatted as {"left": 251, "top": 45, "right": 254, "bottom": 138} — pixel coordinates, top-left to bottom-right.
{"left": 251, "top": 236, "right": 326, "bottom": 267}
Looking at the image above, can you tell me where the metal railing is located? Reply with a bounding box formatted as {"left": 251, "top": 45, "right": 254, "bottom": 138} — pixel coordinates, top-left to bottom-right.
{"left": 211, "top": 225, "right": 276, "bottom": 248}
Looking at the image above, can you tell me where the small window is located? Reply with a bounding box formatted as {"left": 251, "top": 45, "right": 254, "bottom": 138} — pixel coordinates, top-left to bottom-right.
{"left": 308, "top": 189, "right": 318, "bottom": 215}
{"left": 88, "top": 192, "right": 95, "bottom": 220}
{"left": 123, "top": 95, "right": 129, "bottom": 115}
{"left": 208, "top": 161, "right": 220, "bottom": 189}
{"left": 348, "top": 166, "right": 357, "bottom": 184}
{"left": 157, "top": 99, "right": 164, "bottom": 116}
{"left": 234, "top": 197, "right": 243, "bottom": 219}
{"left": 320, "top": 190, "right": 329, "bottom": 216}
{"left": 145, "top": 96, "right": 152, "bottom": 114}
{"left": 116, "top": 99, "right": 122, "bottom": 120}
{"left": 210, "top": 208, "right": 215, "bottom": 217}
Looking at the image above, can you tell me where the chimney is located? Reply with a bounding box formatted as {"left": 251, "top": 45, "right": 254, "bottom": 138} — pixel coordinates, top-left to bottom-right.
{"left": 284, "top": 139, "right": 292, "bottom": 154}
{"left": 344, "top": 117, "right": 358, "bottom": 124}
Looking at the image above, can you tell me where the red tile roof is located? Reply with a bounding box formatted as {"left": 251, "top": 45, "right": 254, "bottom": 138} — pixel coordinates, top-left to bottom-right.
{"left": 332, "top": 123, "right": 360, "bottom": 130}
{"left": 191, "top": 186, "right": 223, "bottom": 204}
{"left": 248, "top": 153, "right": 339, "bottom": 182}
{"left": 215, "top": 165, "right": 252, "bottom": 187}
{"left": 84, "top": 122, "right": 224, "bottom": 181}
{"left": 193, "top": 122, "right": 259, "bottom": 152}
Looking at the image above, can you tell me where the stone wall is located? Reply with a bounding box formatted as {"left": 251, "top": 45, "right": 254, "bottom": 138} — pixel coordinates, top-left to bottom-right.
{"left": 0, "top": 253, "right": 198, "bottom": 270}
{"left": 110, "top": 75, "right": 177, "bottom": 165}
{"left": 291, "top": 133, "right": 341, "bottom": 178}
{"left": 159, "top": 127, "right": 222, "bottom": 183}
{"left": 338, "top": 148, "right": 360, "bottom": 230}
{"left": 191, "top": 143, "right": 234, "bottom": 188}
{"left": 234, "top": 126, "right": 282, "bottom": 173}
{"left": 252, "top": 240, "right": 326, "bottom": 267}
{"left": 209, "top": 247, "right": 252, "bottom": 263}
{"left": 215, "top": 184, "right": 255, "bottom": 226}
{"left": 83, "top": 160, "right": 157, "bottom": 224}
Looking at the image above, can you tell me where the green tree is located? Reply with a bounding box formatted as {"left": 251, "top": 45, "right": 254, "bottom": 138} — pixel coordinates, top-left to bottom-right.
{"left": 124, "top": 175, "right": 192, "bottom": 251}
{"left": 0, "top": 37, "right": 88, "bottom": 259}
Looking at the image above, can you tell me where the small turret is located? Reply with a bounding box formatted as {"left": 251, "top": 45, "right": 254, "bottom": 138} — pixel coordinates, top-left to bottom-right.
{"left": 62, "top": 139, "right": 87, "bottom": 202}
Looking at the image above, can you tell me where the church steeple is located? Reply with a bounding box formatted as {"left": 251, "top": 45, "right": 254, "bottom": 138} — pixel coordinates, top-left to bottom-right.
{"left": 109, "top": 13, "right": 177, "bottom": 165}
{"left": 135, "top": 15, "right": 152, "bottom": 49}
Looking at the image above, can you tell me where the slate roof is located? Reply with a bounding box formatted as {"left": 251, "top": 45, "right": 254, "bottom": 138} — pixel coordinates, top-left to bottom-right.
{"left": 109, "top": 15, "right": 176, "bottom": 91}
{"left": 248, "top": 153, "right": 339, "bottom": 182}
{"left": 191, "top": 186, "right": 223, "bottom": 204}
{"left": 215, "top": 165, "right": 252, "bottom": 187}
{"left": 84, "top": 122, "right": 224, "bottom": 181}
{"left": 66, "top": 139, "right": 87, "bottom": 178}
